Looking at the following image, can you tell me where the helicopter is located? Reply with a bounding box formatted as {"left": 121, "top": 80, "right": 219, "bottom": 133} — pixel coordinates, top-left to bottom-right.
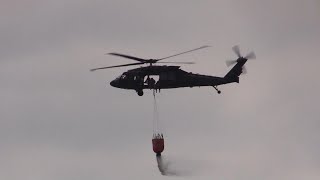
{"left": 91, "top": 45, "right": 255, "bottom": 96}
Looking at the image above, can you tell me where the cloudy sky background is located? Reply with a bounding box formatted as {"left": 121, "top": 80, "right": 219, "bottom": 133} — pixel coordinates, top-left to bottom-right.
{"left": 1, "top": 0, "right": 320, "bottom": 179}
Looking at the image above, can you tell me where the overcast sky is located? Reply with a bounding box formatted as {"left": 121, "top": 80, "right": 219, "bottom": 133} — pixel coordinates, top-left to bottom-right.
{"left": 1, "top": 0, "right": 320, "bottom": 179}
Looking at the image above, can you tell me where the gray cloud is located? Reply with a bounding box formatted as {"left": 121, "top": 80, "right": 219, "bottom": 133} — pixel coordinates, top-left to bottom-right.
{"left": 1, "top": 0, "right": 320, "bottom": 179}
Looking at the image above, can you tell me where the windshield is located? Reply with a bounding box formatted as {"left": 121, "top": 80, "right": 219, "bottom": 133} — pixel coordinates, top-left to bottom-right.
{"left": 120, "top": 74, "right": 126, "bottom": 79}
{"left": 116, "top": 75, "right": 122, "bottom": 80}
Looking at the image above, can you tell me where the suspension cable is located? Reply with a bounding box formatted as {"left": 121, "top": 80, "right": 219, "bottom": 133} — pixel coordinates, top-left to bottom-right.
{"left": 153, "top": 89, "right": 160, "bottom": 134}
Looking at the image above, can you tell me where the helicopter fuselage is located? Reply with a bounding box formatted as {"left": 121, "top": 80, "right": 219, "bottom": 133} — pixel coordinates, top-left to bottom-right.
{"left": 110, "top": 65, "right": 237, "bottom": 95}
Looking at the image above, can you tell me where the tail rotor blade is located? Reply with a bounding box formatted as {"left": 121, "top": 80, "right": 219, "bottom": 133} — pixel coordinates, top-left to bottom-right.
{"left": 226, "top": 60, "right": 237, "bottom": 67}
{"left": 242, "top": 66, "right": 247, "bottom": 74}
{"left": 232, "top": 45, "right": 241, "bottom": 57}
{"left": 245, "top": 52, "right": 256, "bottom": 60}
{"left": 227, "top": 46, "right": 255, "bottom": 74}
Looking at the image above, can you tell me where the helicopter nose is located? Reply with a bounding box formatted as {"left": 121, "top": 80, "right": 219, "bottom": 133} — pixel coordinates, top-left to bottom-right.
{"left": 110, "top": 79, "right": 118, "bottom": 87}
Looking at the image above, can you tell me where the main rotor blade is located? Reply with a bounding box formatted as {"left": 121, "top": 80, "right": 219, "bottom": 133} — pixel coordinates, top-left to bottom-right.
{"left": 108, "top": 53, "right": 147, "bottom": 62}
{"left": 232, "top": 45, "right": 241, "bottom": 58}
{"left": 245, "top": 51, "right": 256, "bottom": 60}
{"left": 157, "top": 61, "right": 195, "bottom": 64}
{"left": 158, "top": 45, "right": 210, "bottom": 61}
{"left": 90, "top": 62, "right": 144, "bottom": 71}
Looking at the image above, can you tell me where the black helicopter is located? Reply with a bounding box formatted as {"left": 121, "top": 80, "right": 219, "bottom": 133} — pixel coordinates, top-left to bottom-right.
{"left": 91, "top": 45, "right": 255, "bottom": 96}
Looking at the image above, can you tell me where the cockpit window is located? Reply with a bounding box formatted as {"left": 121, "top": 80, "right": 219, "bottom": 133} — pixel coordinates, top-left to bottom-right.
{"left": 120, "top": 74, "right": 126, "bottom": 79}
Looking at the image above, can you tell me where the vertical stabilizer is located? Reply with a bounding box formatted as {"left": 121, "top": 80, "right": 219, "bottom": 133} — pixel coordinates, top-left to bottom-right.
{"left": 224, "top": 58, "right": 247, "bottom": 83}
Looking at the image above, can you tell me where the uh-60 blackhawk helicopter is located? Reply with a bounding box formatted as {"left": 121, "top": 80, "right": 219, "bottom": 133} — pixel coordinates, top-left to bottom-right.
{"left": 90, "top": 45, "right": 255, "bottom": 96}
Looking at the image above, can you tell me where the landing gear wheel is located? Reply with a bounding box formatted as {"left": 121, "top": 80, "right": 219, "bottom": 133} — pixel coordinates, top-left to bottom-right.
{"left": 137, "top": 90, "right": 144, "bottom": 96}
{"left": 213, "top": 86, "right": 221, "bottom": 94}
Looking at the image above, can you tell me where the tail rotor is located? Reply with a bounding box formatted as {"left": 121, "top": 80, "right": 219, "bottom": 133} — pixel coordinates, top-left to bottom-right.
{"left": 226, "top": 45, "right": 256, "bottom": 74}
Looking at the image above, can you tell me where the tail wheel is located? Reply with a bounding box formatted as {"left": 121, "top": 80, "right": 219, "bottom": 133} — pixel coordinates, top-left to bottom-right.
{"left": 213, "top": 86, "right": 221, "bottom": 94}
